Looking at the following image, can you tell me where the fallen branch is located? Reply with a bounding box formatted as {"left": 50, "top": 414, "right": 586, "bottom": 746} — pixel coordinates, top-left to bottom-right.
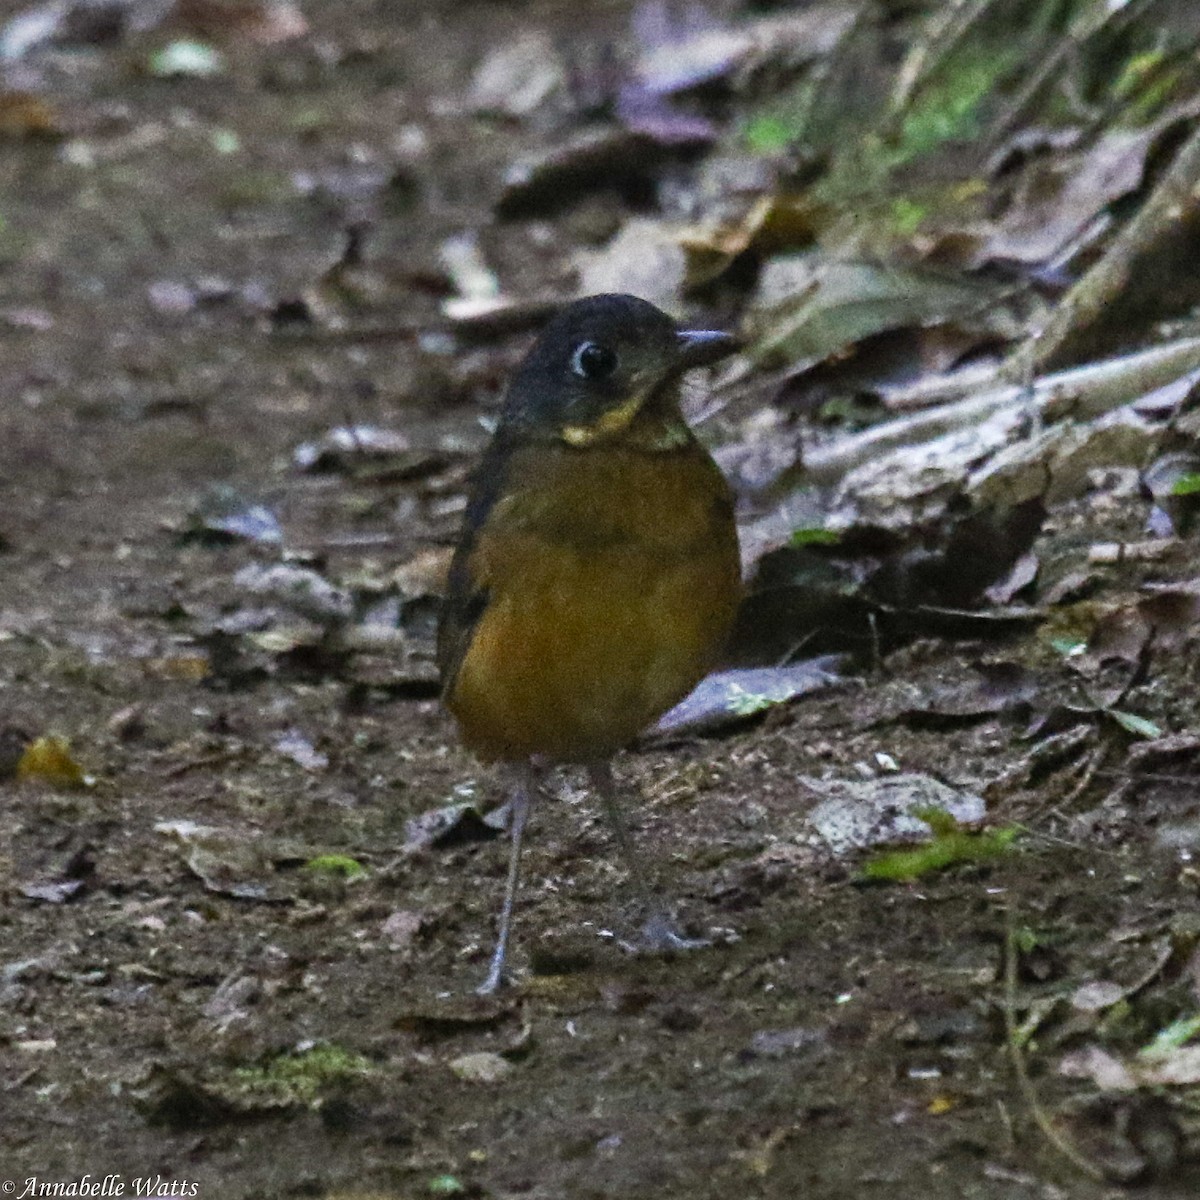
{"left": 781, "top": 335, "right": 1200, "bottom": 491}
{"left": 1088, "top": 538, "right": 1180, "bottom": 564}
{"left": 1018, "top": 121, "right": 1200, "bottom": 374}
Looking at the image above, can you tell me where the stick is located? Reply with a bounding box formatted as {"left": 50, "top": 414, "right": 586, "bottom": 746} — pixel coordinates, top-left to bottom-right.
{"left": 779, "top": 335, "right": 1200, "bottom": 491}
{"left": 1004, "top": 908, "right": 1108, "bottom": 1182}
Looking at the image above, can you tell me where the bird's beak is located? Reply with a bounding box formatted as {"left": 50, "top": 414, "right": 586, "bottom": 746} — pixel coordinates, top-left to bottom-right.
{"left": 675, "top": 329, "right": 740, "bottom": 371}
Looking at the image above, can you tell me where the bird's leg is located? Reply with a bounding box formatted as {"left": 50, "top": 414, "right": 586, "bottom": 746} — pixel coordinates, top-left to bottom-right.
{"left": 586, "top": 759, "right": 709, "bottom": 952}
{"left": 477, "top": 760, "right": 537, "bottom": 995}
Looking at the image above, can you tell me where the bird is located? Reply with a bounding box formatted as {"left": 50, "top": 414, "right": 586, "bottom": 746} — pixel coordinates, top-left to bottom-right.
{"left": 437, "top": 293, "right": 741, "bottom": 993}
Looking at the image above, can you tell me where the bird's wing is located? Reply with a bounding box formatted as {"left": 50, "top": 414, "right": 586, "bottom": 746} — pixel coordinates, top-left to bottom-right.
{"left": 436, "top": 439, "right": 514, "bottom": 699}
{"left": 436, "top": 541, "right": 490, "bottom": 700}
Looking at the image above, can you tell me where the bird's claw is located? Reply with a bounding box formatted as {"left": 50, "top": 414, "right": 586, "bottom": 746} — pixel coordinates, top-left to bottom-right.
{"left": 620, "top": 912, "right": 711, "bottom": 955}
{"left": 474, "top": 971, "right": 505, "bottom": 996}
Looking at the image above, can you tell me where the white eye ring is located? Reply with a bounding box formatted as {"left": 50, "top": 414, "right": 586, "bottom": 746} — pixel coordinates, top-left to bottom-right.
{"left": 571, "top": 341, "right": 618, "bottom": 380}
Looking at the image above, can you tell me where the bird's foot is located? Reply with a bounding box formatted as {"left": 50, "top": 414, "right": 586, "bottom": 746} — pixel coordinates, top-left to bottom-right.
{"left": 620, "top": 911, "right": 711, "bottom": 955}
{"left": 474, "top": 968, "right": 506, "bottom": 996}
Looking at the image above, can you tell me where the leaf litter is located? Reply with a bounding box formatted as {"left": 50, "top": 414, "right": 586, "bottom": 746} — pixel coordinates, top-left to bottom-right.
{"left": 8, "top": 0, "right": 1200, "bottom": 1193}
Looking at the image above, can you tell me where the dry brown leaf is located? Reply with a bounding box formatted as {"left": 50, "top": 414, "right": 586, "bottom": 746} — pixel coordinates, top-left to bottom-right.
{"left": 16, "top": 736, "right": 87, "bottom": 788}
{"left": 678, "top": 194, "right": 823, "bottom": 288}
{"left": 0, "top": 90, "right": 61, "bottom": 138}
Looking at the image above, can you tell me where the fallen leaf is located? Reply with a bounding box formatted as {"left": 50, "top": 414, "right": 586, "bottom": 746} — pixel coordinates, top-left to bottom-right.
{"left": 982, "top": 126, "right": 1164, "bottom": 266}
{"left": 652, "top": 659, "right": 844, "bottom": 737}
{"left": 292, "top": 424, "right": 446, "bottom": 482}
{"left": 157, "top": 820, "right": 297, "bottom": 903}
{"left": 634, "top": 5, "right": 857, "bottom": 96}
{"left": 969, "top": 406, "right": 1160, "bottom": 510}
{"left": 146, "top": 279, "right": 197, "bottom": 315}
{"left": 17, "top": 736, "right": 87, "bottom": 788}
{"left": 449, "top": 1051, "right": 512, "bottom": 1084}
{"left": 748, "top": 1027, "right": 828, "bottom": 1059}
{"left": 614, "top": 84, "right": 718, "bottom": 145}
{"left": 273, "top": 728, "right": 329, "bottom": 772}
{"left": 380, "top": 909, "right": 424, "bottom": 951}
{"left": 805, "top": 774, "right": 987, "bottom": 856}
{"left": 0, "top": 90, "right": 61, "bottom": 138}
{"left": 439, "top": 231, "right": 500, "bottom": 304}
{"left": 440, "top": 292, "right": 564, "bottom": 334}
{"left": 148, "top": 39, "right": 225, "bottom": 78}
{"left": 1063, "top": 1041, "right": 1200, "bottom": 1089}
{"left": 20, "top": 879, "right": 87, "bottom": 903}
{"left": 1072, "top": 980, "right": 1128, "bottom": 1013}
{"left": 894, "top": 660, "right": 1043, "bottom": 727}
{"left": 497, "top": 126, "right": 708, "bottom": 218}
{"left": 679, "top": 194, "right": 823, "bottom": 288}
{"left": 1107, "top": 710, "right": 1163, "bottom": 740}
{"left": 469, "top": 31, "right": 564, "bottom": 117}
{"left": 403, "top": 802, "right": 504, "bottom": 851}
{"left": 184, "top": 485, "right": 282, "bottom": 546}
{"left": 1059, "top": 1045, "right": 1138, "bottom": 1091}
{"left": 749, "top": 260, "right": 1020, "bottom": 373}
{"left": 234, "top": 562, "right": 353, "bottom": 626}
{"left": 1136, "top": 1047, "right": 1200, "bottom": 1086}
{"left": 203, "top": 973, "right": 259, "bottom": 1024}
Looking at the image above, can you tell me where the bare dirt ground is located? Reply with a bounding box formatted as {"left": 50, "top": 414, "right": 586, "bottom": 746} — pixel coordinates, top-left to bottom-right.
{"left": 2, "top": 3, "right": 1199, "bottom": 1198}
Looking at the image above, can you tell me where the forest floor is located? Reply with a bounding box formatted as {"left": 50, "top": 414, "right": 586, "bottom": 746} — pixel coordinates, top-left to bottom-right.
{"left": 1, "top": 2, "right": 1199, "bottom": 1198}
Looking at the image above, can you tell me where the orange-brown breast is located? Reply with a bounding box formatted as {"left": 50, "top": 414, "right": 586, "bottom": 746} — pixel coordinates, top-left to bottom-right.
{"left": 443, "top": 438, "right": 740, "bottom": 763}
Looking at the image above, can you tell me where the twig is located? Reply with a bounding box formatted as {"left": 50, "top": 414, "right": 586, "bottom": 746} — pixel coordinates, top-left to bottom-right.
{"left": 888, "top": 0, "right": 997, "bottom": 117}
{"left": 1004, "top": 908, "right": 1108, "bottom": 1183}
{"left": 881, "top": 361, "right": 1002, "bottom": 413}
{"left": 987, "top": 0, "right": 1159, "bottom": 146}
{"left": 1093, "top": 768, "right": 1198, "bottom": 785}
{"left": 1088, "top": 539, "right": 1179, "bottom": 564}
{"left": 161, "top": 751, "right": 242, "bottom": 779}
{"left": 1051, "top": 742, "right": 1107, "bottom": 813}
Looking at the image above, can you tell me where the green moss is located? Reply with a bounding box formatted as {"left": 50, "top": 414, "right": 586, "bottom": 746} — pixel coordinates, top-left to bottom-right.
{"left": 232, "top": 1043, "right": 372, "bottom": 1106}
{"left": 790, "top": 527, "right": 840, "bottom": 547}
{"left": 305, "top": 854, "right": 367, "bottom": 880}
{"left": 862, "top": 807, "right": 1019, "bottom": 882}
{"left": 741, "top": 76, "right": 820, "bottom": 155}
{"left": 745, "top": 115, "right": 796, "bottom": 155}
{"left": 1113, "top": 48, "right": 1168, "bottom": 100}
{"left": 889, "top": 197, "right": 928, "bottom": 236}
{"left": 1012, "top": 925, "right": 1041, "bottom": 955}
{"left": 891, "top": 57, "right": 1005, "bottom": 165}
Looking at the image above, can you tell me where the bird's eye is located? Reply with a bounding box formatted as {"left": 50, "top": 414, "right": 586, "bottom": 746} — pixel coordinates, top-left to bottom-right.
{"left": 571, "top": 341, "right": 618, "bottom": 381}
